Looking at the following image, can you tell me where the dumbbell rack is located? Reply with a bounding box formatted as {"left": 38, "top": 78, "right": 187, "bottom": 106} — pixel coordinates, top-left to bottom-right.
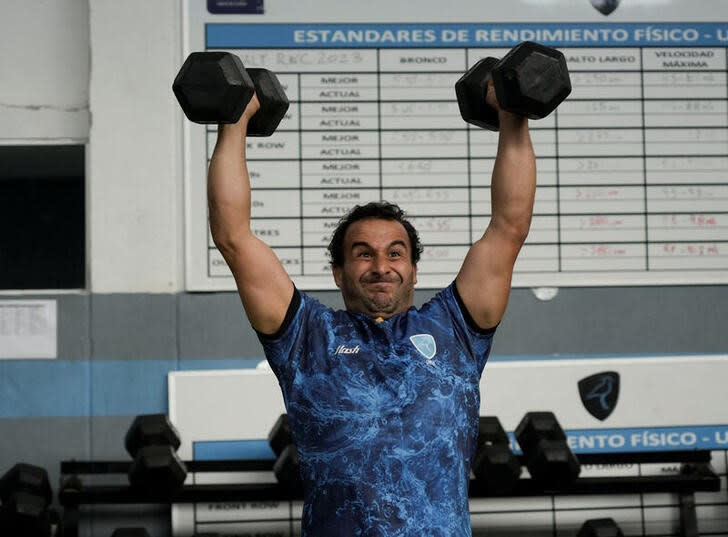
{"left": 59, "top": 450, "right": 719, "bottom": 537}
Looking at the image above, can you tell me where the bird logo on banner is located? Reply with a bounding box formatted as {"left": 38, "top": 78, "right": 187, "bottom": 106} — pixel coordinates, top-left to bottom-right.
{"left": 578, "top": 371, "right": 620, "bottom": 420}
{"left": 590, "top": 0, "right": 621, "bottom": 16}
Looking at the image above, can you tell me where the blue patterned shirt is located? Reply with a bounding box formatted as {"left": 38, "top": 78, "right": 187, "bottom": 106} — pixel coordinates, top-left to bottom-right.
{"left": 259, "top": 282, "right": 495, "bottom": 537}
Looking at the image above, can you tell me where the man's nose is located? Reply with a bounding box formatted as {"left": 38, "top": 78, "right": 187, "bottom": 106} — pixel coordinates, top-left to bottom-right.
{"left": 371, "top": 255, "right": 390, "bottom": 274}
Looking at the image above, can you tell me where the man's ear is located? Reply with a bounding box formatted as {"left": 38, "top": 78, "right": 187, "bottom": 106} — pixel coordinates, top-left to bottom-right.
{"left": 332, "top": 264, "right": 342, "bottom": 288}
{"left": 413, "top": 263, "right": 418, "bottom": 285}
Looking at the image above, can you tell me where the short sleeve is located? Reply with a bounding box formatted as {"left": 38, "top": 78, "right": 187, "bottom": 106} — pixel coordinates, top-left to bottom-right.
{"left": 255, "top": 287, "right": 308, "bottom": 390}
{"left": 424, "top": 282, "right": 497, "bottom": 376}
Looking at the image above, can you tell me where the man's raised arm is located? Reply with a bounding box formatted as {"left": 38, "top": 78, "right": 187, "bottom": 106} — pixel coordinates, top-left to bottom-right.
{"left": 207, "top": 95, "right": 294, "bottom": 334}
{"left": 455, "top": 84, "right": 536, "bottom": 330}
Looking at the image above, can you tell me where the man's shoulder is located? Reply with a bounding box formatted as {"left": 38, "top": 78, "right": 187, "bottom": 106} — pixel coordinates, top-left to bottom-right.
{"left": 413, "top": 282, "right": 497, "bottom": 336}
{"left": 412, "top": 283, "right": 457, "bottom": 315}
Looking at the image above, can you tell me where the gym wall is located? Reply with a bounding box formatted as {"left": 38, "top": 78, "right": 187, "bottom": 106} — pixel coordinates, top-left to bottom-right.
{"left": 1, "top": 1, "right": 727, "bottom": 536}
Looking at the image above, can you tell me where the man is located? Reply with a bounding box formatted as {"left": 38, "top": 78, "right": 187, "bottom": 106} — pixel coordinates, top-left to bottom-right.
{"left": 208, "top": 82, "right": 535, "bottom": 536}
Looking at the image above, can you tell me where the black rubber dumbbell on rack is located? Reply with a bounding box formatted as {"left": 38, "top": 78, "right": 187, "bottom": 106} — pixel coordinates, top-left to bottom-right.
{"left": 173, "top": 51, "right": 289, "bottom": 136}
{"left": 577, "top": 518, "right": 625, "bottom": 537}
{"left": 0, "top": 463, "right": 54, "bottom": 537}
{"left": 125, "top": 414, "right": 188, "bottom": 495}
{"left": 268, "top": 414, "right": 303, "bottom": 493}
{"left": 455, "top": 41, "right": 571, "bottom": 131}
{"left": 472, "top": 416, "right": 522, "bottom": 494}
{"left": 515, "top": 411, "right": 581, "bottom": 487}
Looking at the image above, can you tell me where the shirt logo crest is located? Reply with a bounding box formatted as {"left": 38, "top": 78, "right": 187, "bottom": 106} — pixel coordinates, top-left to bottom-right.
{"left": 409, "top": 334, "right": 436, "bottom": 360}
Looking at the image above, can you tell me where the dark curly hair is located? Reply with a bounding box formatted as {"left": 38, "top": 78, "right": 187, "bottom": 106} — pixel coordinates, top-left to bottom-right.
{"left": 327, "top": 201, "right": 423, "bottom": 267}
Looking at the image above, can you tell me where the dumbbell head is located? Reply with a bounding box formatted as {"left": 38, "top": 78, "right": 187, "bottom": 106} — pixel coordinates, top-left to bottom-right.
{"left": 268, "top": 414, "right": 293, "bottom": 457}
{"left": 128, "top": 445, "right": 188, "bottom": 492}
{"left": 456, "top": 57, "right": 501, "bottom": 130}
{"left": 516, "top": 412, "right": 580, "bottom": 486}
{"left": 125, "top": 414, "right": 181, "bottom": 457}
{"left": 273, "top": 444, "right": 303, "bottom": 494}
{"left": 247, "top": 68, "right": 290, "bottom": 137}
{"left": 0, "top": 464, "right": 53, "bottom": 536}
{"left": 524, "top": 438, "right": 580, "bottom": 486}
{"left": 473, "top": 417, "right": 521, "bottom": 494}
{"left": 0, "top": 492, "right": 52, "bottom": 536}
{"left": 0, "top": 463, "right": 52, "bottom": 505}
{"left": 472, "top": 444, "right": 522, "bottom": 494}
{"left": 477, "top": 416, "right": 510, "bottom": 447}
{"left": 515, "top": 411, "right": 567, "bottom": 454}
{"left": 125, "top": 415, "right": 187, "bottom": 493}
{"left": 492, "top": 41, "right": 571, "bottom": 120}
{"left": 173, "top": 51, "right": 255, "bottom": 125}
{"left": 577, "top": 518, "right": 624, "bottom": 537}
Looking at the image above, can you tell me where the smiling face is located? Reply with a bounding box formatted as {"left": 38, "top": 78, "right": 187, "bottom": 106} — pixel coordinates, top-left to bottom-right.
{"left": 332, "top": 217, "right": 418, "bottom": 319}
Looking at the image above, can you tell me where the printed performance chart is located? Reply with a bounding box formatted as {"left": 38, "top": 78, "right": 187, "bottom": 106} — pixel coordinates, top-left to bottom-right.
{"left": 183, "top": 23, "right": 728, "bottom": 290}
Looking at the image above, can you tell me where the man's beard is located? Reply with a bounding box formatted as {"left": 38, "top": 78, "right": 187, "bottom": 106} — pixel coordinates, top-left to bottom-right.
{"left": 362, "top": 291, "right": 396, "bottom": 314}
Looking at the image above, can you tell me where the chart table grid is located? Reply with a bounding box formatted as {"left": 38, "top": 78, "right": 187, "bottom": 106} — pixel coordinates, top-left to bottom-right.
{"left": 190, "top": 26, "right": 728, "bottom": 289}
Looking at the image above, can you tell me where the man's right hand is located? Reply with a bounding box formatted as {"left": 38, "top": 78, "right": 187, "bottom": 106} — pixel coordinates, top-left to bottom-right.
{"left": 241, "top": 93, "right": 261, "bottom": 125}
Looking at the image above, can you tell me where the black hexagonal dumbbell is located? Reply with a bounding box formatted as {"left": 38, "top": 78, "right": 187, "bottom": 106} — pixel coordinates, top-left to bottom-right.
{"left": 0, "top": 463, "right": 53, "bottom": 536}
{"left": 268, "top": 414, "right": 302, "bottom": 493}
{"left": 577, "top": 518, "right": 625, "bottom": 537}
{"left": 273, "top": 444, "right": 302, "bottom": 493}
{"left": 125, "top": 414, "right": 188, "bottom": 494}
{"left": 268, "top": 413, "right": 293, "bottom": 457}
{"left": 515, "top": 411, "right": 581, "bottom": 487}
{"left": 173, "top": 51, "right": 289, "bottom": 136}
{"left": 0, "top": 463, "right": 53, "bottom": 537}
{"left": 472, "top": 416, "right": 522, "bottom": 494}
{"left": 455, "top": 41, "right": 571, "bottom": 131}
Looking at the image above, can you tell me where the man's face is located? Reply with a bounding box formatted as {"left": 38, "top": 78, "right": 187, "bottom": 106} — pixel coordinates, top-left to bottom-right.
{"left": 332, "top": 217, "right": 418, "bottom": 319}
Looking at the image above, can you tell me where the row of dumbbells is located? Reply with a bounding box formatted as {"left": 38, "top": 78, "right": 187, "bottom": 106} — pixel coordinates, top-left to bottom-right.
{"left": 477, "top": 411, "right": 580, "bottom": 493}
{"left": 0, "top": 415, "right": 187, "bottom": 536}
{"left": 0, "top": 473, "right": 626, "bottom": 537}
{"left": 0, "top": 461, "right": 624, "bottom": 537}
{"left": 123, "top": 413, "right": 301, "bottom": 494}
{"left": 97, "top": 411, "right": 582, "bottom": 494}
{"left": 64, "top": 411, "right": 589, "bottom": 497}
{"left": 2, "top": 411, "right": 621, "bottom": 537}
{"left": 0, "top": 414, "right": 299, "bottom": 537}
{"left": 124, "top": 411, "right": 583, "bottom": 496}
{"left": 173, "top": 41, "right": 571, "bottom": 134}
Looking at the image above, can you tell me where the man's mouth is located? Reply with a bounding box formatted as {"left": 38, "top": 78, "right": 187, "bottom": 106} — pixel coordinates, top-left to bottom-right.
{"left": 365, "top": 281, "right": 395, "bottom": 291}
